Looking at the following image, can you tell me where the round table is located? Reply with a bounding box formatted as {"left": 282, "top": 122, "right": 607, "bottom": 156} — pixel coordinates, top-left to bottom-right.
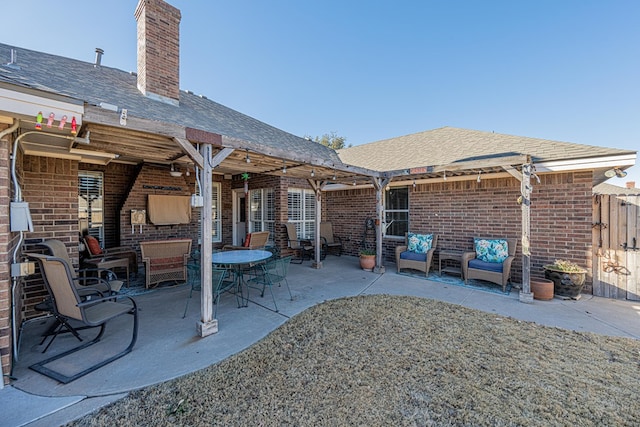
{"left": 212, "top": 250, "right": 273, "bottom": 307}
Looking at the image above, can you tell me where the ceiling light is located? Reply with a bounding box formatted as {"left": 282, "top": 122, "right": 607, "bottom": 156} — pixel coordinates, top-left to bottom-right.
{"left": 170, "top": 164, "right": 182, "bottom": 177}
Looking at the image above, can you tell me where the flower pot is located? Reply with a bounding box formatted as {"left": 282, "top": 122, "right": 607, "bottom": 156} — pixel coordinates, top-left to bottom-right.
{"left": 359, "top": 254, "right": 376, "bottom": 271}
{"left": 544, "top": 268, "right": 586, "bottom": 299}
{"left": 530, "top": 277, "right": 554, "bottom": 301}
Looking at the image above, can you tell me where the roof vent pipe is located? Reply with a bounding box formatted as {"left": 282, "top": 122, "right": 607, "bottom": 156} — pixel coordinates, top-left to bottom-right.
{"left": 94, "top": 48, "right": 104, "bottom": 67}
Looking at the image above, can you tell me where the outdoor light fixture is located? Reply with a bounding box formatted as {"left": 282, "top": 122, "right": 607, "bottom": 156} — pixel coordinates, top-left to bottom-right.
{"left": 169, "top": 164, "right": 182, "bottom": 177}
{"left": 604, "top": 167, "right": 627, "bottom": 178}
{"left": 477, "top": 171, "right": 482, "bottom": 183}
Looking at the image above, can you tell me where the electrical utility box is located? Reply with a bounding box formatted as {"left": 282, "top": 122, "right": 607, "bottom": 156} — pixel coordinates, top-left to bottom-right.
{"left": 10, "top": 201, "right": 34, "bottom": 232}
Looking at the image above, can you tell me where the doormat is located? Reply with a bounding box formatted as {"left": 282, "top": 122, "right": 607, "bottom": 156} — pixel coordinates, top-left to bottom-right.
{"left": 396, "top": 270, "right": 513, "bottom": 295}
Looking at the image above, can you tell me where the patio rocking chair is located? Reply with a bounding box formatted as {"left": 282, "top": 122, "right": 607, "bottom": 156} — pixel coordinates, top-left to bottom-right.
{"left": 320, "top": 221, "right": 343, "bottom": 256}
{"left": 28, "top": 253, "right": 138, "bottom": 384}
{"left": 285, "top": 223, "right": 314, "bottom": 263}
{"left": 247, "top": 255, "right": 293, "bottom": 312}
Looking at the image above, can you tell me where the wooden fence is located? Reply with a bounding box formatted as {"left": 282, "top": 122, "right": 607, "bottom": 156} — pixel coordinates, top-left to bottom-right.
{"left": 592, "top": 194, "right": 640, "bottom": 300}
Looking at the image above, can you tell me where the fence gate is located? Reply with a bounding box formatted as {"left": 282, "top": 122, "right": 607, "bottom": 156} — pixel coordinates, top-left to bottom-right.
{"left": 592, "top": 194, "right": 640, "bottom": 300}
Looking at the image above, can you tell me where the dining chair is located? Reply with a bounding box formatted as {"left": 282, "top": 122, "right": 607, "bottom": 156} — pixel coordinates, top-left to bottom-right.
{"left": 247, "top": 255, "right": 293, "bottom": 312}
{"left": 183, "top": 266, "right": 232, "bottom": 319}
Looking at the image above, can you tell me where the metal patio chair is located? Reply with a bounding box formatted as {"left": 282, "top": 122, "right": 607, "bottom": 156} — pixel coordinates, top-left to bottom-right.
{"left": 27, "top": 253, "right": 138, "bottom": 384}
{"left": 247, "top": 255, "right": 293, "bottom": 312}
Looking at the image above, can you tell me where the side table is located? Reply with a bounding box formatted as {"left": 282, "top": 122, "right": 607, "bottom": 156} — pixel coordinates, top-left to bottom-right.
{"left": 439, "top": 249, "right": 464, "bottom": 279}
{"left": 84, "top": 256, "right": 130, "bottom": 288}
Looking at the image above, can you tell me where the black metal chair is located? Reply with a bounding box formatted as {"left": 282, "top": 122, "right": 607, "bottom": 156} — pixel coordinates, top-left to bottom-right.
{"left": 27, "top": 253, "right": 138, "bottom": 384}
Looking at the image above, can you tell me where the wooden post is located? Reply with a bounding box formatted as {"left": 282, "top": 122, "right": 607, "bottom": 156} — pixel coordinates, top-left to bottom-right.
{"left": 372, "top": 177, "right": 389, "bottom": 273}
{"left": 196, "top": 143, "right": 217, "bottom": 335}
{"left": 519, "top": 159, "right": 534, "bottom": 303}
{"left": 309, "top": 179, "right": 325, "bottom": 269}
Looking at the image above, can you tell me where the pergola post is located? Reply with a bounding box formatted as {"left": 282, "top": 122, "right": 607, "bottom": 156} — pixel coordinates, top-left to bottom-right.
{"left": 372, "top": 177, "right": 389, "bottom": 273}
{"left": 196, "top": 143, "right": 216, "bottom": 335}
{"left": 309, "top": 179, "right": 325, "bottom": 269}
{"left": 519, "top": 159, "right": 534, "bottom": 303}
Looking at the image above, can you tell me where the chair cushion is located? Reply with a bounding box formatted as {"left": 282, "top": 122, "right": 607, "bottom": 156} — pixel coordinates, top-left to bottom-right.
{"left": 85, "top": 236, "right": 103, "bottom": 255}
{"left": 407, "top": 233, "right": 433, "bottom": 254}
{"left": 469, "top": 258, "right": 504, "bottom": 273}
{"left": 400, "top": 251, "right": 427, "bottom": 262}
{"left": 243, "top": 233, "right": 251, "bottom": 248}
{"left": 474, "top": 238, "right": 508, "bottom": 263}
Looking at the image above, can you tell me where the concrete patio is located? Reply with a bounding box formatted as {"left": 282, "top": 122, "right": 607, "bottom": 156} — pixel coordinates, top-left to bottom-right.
{"left": 3, "top": 255, "right": 640, "bottom": 426}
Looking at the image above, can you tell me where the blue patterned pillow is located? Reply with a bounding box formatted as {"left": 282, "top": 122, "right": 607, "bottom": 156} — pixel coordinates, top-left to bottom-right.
{"left": 407, "top": 233, "right": 433, "bottom": 254}
{"left": 474, "top": 238, "right": 509, "bottom": 263}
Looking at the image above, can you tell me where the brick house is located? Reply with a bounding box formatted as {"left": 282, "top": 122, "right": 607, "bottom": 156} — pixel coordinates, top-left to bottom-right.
{"left": 0, "top": 0, "right": 636, "bottom": 385}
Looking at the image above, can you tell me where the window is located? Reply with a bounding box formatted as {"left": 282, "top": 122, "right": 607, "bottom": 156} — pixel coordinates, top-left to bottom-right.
{"left": 211, "top": 182, "right": 222, "bottom": 243}
{"left": 287, "top": 188, "right": 316, "bottom": 238}
{"left": 385, "top": 186, "right": 409, "bottom": 237}
{"left": 78, "top": 171, "right": 104, "bottom": 242}
{"left": 249, "top": 188, "right": 275, "bottom": 242}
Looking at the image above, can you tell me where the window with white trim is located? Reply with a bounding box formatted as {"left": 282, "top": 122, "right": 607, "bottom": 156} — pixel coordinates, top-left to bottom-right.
{"left": 287, "top": 188, "right": 316, "bottom": 238}
{"left": 384, "top": 186, "right": 409, "bottom": 237}
{"left": 249, "top": 188, "right": 275, "bottom": 242}
{"left": 211, "top": 182, "right": 222, "bottom": 243}
{"left": 78, "top": 170, "right": 104, "bottom": 242}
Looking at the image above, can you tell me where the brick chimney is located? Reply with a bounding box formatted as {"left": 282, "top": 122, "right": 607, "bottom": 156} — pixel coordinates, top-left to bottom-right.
{"left": 135, "top": 0, "right": 181, "bottom": 105}
{"left": 626, "top": 181, "right": 636, "bottom": 189}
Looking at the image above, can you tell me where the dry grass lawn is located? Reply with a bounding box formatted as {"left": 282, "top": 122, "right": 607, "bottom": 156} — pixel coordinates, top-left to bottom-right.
{"left": 68, "top": 294, "right": 640, "bottom": 426}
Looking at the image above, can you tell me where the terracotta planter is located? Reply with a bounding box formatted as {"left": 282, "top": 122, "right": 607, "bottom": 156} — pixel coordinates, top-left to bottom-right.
{"left": 359, "top": 254, "right": 376, "bottom": 271}
{"left": 530, "top": 277, "right": 554, "bottom": 301}
{"left": 544, "top": 268, "right": 586, "bottom": 299}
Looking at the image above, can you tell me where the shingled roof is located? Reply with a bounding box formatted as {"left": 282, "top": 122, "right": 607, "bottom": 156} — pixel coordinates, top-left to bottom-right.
{"left": 0, "top": 42, "right": 343, "bottom": 167}
{"left": 338, "top": 126, "right": 635, "bottom": 172}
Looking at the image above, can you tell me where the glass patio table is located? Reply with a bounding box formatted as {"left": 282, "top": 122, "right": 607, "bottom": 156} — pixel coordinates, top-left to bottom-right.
{"left": 212, "top": 250, "right": 273, "bottom": 307}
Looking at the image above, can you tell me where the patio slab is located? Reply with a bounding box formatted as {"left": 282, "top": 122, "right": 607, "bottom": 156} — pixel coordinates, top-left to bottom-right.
{"left": 3, "top": 255, "right": 640, "bottom": 426}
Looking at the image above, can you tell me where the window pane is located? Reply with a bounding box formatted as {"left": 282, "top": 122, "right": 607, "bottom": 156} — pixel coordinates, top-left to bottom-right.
{"left": 386, "top": 211, "right": 408, "bottom": 237}
{"left": 385, "top": 187, "right": 408, "bottom": 210}
{"left": 78, "top": 171, "right": 104, "bottom": 242}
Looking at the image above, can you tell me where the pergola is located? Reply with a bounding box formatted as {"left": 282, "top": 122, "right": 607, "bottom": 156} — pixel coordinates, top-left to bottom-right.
{"left": 11, "top": 104, "right": 537, "bottom": 337}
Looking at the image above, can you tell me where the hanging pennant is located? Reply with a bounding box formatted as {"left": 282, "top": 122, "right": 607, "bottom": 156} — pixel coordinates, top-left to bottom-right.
{"left": 35, "top": 112, "right": 43, "bottom": 130}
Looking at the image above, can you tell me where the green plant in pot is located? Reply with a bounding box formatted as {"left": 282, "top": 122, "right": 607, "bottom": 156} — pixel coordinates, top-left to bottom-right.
{"left": 359, "top": 248, "right": 376, "bottom": 271}
{"left": 543, "top": 259, "right": 587, "bottom": 299}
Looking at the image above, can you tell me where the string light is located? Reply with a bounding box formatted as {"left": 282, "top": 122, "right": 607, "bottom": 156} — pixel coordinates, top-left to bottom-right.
{"left": 245, "top": 150, "right": 251, "bottom": 163}
{"left": 311, "top": 169, "right": 315, "bottom": 177}
{"left": 282, "top": 160, "right": 287, "bottom": 174}
{"left": 477, "top": 171, "right": 482, "bottom": 183}
{"left": 413, "top": 179, "right": 416, "bottom": 189}
{"left": 443, "top": 171, "right": 447, "bottom": 181}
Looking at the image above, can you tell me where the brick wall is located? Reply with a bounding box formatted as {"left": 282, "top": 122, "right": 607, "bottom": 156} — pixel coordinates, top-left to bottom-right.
{"left": 0, "top": 136, "right": 11, "bottom": 384}
{"left": 325, "top": 172, "right": 594, "bottom": 290}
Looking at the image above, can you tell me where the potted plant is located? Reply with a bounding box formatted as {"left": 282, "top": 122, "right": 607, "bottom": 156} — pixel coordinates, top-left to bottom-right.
{"left": 359, "top": 249, "right": 376, "bottom": 271}
{"left": 543, "top": 259, "right": 587, "bottom": 299}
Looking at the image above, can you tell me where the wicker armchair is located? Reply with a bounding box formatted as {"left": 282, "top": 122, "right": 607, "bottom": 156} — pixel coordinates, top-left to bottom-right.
{"left": 395, "top": 233, "right": 438, "bottom": 276}
{"left": 462, "top": 237, "right": 517, "bottom": 292}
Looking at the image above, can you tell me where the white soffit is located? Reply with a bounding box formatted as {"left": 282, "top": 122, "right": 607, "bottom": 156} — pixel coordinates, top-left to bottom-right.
{"left": 0, "top": 87, "right": 84, "bottom": 126}
{"left": 535, "top": 154, "right": 636, "bottom": 172}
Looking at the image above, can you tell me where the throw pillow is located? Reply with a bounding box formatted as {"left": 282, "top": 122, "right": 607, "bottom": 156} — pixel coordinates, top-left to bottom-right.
{"left": 407, "top": 233, "right": 433, "bottom": 254}
{"left": 474, "top": 238, "right": 508, "bottom": 263}
{"left": 84, "top": 235, "right": 103, "bottom": 255}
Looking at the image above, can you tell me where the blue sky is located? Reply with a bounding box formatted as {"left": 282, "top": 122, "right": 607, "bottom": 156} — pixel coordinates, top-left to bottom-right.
{"left": 2, "top": 1, "right": 638, "bottom": 186}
